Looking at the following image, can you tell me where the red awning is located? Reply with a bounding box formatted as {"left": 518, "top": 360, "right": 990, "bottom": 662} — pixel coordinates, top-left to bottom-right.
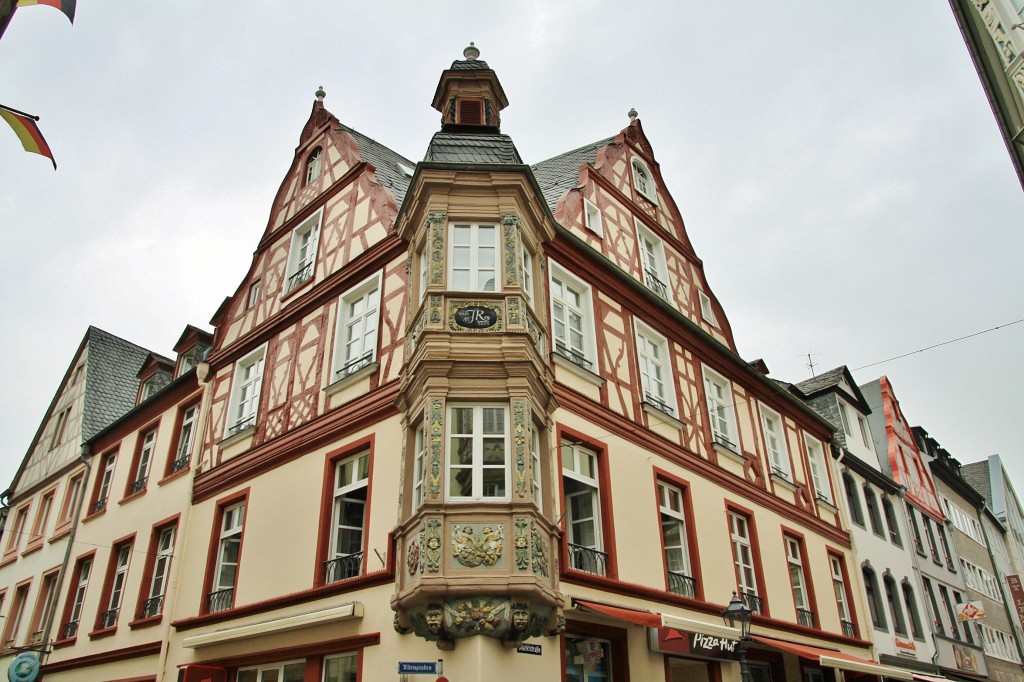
{"left": 573, "top": 599, "right": 662, "bottom": 627}
{"left": 751, "top": 635, "right": 913, "bottom": 680}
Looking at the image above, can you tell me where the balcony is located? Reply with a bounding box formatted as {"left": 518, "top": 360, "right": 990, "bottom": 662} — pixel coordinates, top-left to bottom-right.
{"left": 170, "top": 453, "right": 191, "bottom": 474}
{"left": 324, "top": 552, "right": 363, "bottom": 584}
{"left": 797, "top": 608, "right": 815, "bottom": 628}
{"left": 841, "top": 620, "right": 856, "bottom": 638}
{"left": 741, "top": 591, "right": 763, "bottom": 614}
{"left": 98, "top": 607, "right": 118, "bottom": 629}
{"left": 140, "top": 595, "right": 163, "bottom": 619}
{"left": 643, "top": 393, "right": 675, "bottom": 416}
{"left": 667, "top": 571, "right": 696, "bottom": 598}
{"left": 285, "top": 262, "right": 313, "bottom": 294}
{"left": 61, "top": 621, "right": 79, "bottom": 640}
{"left": 91, "top": 497, "right": 108, "bottom": 514}
{"left": 554, "top": 343, "right": 592, "bottom": 371}
{"left": 129, "top": 477, "right": 147, "bottom": 495}
{"left": 228, "top": 415, "right": 256, "bottom": 437}
{"left": 336, "top": 353, "right": 373, "bottom": 380}
{"left": 207, "top": 587, "right": 234, "bottom": 613}
{"left": 643, "top": 268, "right": 668, "bottom": 299}
{"left": 567, "top": 543, "right": 608, "bottom": 576}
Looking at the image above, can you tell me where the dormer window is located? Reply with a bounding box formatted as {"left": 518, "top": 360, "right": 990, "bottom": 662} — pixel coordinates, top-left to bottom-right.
{"left": 631, "top": 158, "right": 657, "bottom": 204}
{"left": 456, "top": 98, "right": 484, "bottom": 125}
{"left": 140, "top": 380, "right": 159, "bottom": 402}
{"left": 305, "top": 147, "right": 323, "bottom": 185}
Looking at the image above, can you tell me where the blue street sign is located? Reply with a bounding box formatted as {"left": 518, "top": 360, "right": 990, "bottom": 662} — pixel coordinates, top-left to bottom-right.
{"left": 397, "top": 661, "right": 440, "bottom": 675}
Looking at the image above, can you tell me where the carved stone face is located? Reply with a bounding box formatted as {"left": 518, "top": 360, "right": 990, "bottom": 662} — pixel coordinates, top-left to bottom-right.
{"left": 512, "top": 607, "right": 530, "bottom": 630}
{"left": 425, "top": 605, "right": 444, "bottom": 633}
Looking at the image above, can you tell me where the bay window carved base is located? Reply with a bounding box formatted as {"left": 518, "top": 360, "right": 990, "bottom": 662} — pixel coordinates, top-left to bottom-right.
{"left": 393, "top": 597, "right": 560, "bottom": 649}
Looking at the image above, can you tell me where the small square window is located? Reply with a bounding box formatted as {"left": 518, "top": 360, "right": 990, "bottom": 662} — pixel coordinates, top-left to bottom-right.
{"left": 247, "top": 281, "right": 261, "bottom": 309}
{"left": 583, "top": 199, "right": 603, "bottom": 237}
{"left": 699, "top": 291, "right": 717, "bottom": 325}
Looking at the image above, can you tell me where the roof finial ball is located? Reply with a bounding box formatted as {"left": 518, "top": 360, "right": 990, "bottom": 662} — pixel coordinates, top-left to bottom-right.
{"left": 628, "top": 107, "right": 638, "bottom": 122}
{"left": 315, "top": 85, "right": 326, "bottom": 102}
{"left": 463, "top": 42, "right": 480, "bottom": 61}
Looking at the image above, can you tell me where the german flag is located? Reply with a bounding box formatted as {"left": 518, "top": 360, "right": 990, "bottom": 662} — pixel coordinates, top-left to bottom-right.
{"left": 0, "top": 105, "right": 56, "bottom": 169}
{"left": 15, "top": 0, "right": 76, "bottom": 24}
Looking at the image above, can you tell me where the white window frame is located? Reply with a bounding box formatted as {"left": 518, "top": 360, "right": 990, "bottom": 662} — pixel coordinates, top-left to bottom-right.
{"left": 857, "top": 415, "right": 871, "bottom": 448}
{"left": 134, "top": 429, "right": 156, "bottom": 487}
{"left": 284, "top": 210, "right": 323, "bottom": 295}
{"left": 531, "top": 426, "right": 542, "bottom": 514}
{"left": 635, "top": 219, "right": 669, "bottom": 300}
{"left": 699, "top": 291, "right": 717, "bottom": 326}
{"left": 323, "top": 653, "right": 358, "bottom": 682}
{"left": 804, "top": 434, "right": 831, "bottom": 503}
{"left": 631, "top": 157, "right": 658, "bottom": 204}
{"left": 521, "top": 247, "right": 534, "bottom": 305}
{"left": 107, "top": 542, "right": 132, "bottom": 615}
{"left": 247, "top": 280, "right": 260, "bottom": 309}
{"left": 332, "top": 273, "right": 382, "bottom": 380}
{"left": 786, "top": 537, "right": 809, "bottom": 610}
{"left": 830, "top": 555, "right": 850, "bottom": 622}
{"left": 238, "top": 660, "right": 306, "bottom": 682}
{"left": 729, "top": 511, "right": 758, "bottom": 598}
{"left": 562, "top": 442, "right": 604, "bottom": 573}
{"left": 147, "top": 526, "right": 176, "bottom": 606}
{"left": 306, "top": 147, "right": 323, "bottom": 184}
{"left": 583, "top": 199, "right": 604, "bottom": 237}
{"left": 549, "top": 261, "right": 597, "bottom": 371}
{"left": 703, "top": 366, "right": 739, "bottom": 451}
{"left": 329, "top": 452, "right": 370, "bottom": 572}
{"left": 759, "top": 404, "right": 791, "bottom": 480}
{"left": 173, "top": 404, "right": 199, "bottom": 472}
{"left": 412, "top": 424, "right": 426, "bottom": 508}
{"left": 634, "top": 319, "right": 676, "bottom": 416}
{"left": 213, "top": 502, "right": 245, "bottom": 595}
{"left": 448, "top": 222, "right": 499, "bottom": 292}
{"left": 446, "top": 404, "right": 510, "bottom": 501}
{"left": 837, "top": 402, "right": 853, "bottom": 436}
{"left": 658, "top": 481, "right": 692, "bottom": 579}
{"left": 226, "top": 344, "right": 267, "bottom": 436}
{"left": 95, "top": 453, "right": 116, "bottom": 511}
{"left": 68, "top": 558, "right": 91, "bottom": 630}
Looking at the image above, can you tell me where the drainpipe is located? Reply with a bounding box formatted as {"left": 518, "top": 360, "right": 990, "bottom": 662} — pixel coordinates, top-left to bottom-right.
{"left": 39, "top": 443, "right": 92, "bottom": 663}
{"left": 153, "top": 361, "right": 214, "bottom": 682}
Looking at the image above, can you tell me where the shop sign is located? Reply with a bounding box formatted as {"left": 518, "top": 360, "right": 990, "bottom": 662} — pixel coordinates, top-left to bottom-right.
{"left": 648, "top": 626, "right": 741, "bottom": 661}
{"left": 894, "top": 636, "right": 917, "bottom": 655}
{"left": 953, "top": 645, "right": 979, "bottom": 673}
{"left": 956, "top": 600, "right": 986, "bottom": 621}
{"left": 574, "top": 639, "right": 605, "bottom": 674}
{"left": 1006, "top": 575, "right": 1024, "bottom": 629}
{"left": 453, "top": 306, "right": 498, "bottom": 329}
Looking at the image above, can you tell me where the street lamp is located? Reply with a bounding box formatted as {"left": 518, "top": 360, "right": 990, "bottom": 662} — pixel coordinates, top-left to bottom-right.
{"left": 721, "top": 591, "right": 753, "bottom": 682}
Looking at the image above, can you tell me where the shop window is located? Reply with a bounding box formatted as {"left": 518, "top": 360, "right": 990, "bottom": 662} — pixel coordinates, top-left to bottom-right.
{"left": 238, "top": 660, "right": 305, "bottom": 682}
{"left": 564, "top": 622, "right": 628, "bottom": 682}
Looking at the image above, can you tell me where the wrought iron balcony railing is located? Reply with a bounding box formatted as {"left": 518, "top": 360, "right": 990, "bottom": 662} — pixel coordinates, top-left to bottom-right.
{"left": 742, "top": 591, "right": 763, "bottom": 614}
{"left": 841, "top": 620, "right": 856, "bottom": 638}
{"left": 554, "top": 343, "right": 593, "bottom": 370}
{"left": 140, "top": 595, "right": 164, "bottom": 619}
{"left": 336, "top": 353, "right": 373, "bottom": 379}
{"left": 228, "top": 414, "right": 256, "bottom": 436}
{"left": 797, "top": 608, "right": 815, "bottom": 628}
{"left": 644, "top": 393, "right": 675, "bottom": 416}
{"left": 286, "top": 262, "right": 313, "bottom": 293}
{"left": 129, "top": 477, "right": 147, "bottom": 495}
{"left": 170, "top": 453, "right": 191, "bottom": 474}
{"left": 92, "top": 497, "right": 108, "bottom": 514}
{"left": 667, "top": 571, "right": 696, "bottom": 598}
{"left": 207, "top": 587, "right": 234, "bottom": 613}
{"left": 98, "top": 608, "right": 118, "bottom": 629}
{"left": 567, "top": 543, "right": 608, "bottom": 576}
{"left": 324, "top": 552, "right": 364, "bottom": 584}
{"left": 643, "top": 268, "right": 668, "bottom": 299}
{"left": 61, "top": 620, "right": 79, "bottom": 640}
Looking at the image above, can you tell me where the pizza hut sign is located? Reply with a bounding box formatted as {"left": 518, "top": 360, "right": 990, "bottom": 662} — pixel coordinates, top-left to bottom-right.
{"left": 649, "top": 627, "right": 741, "bottom": 661}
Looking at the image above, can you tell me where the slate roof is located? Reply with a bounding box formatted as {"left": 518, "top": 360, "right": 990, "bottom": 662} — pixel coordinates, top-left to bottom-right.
{"left": 449, "top": 59, "right": 490, "bottom": 71}
{"left": 794, "top": 367, "right": 848, "bottom": 395}
{"left": 531, "top": 136, "right": 616, "bottom": 212}
{"left": 340, "top": 123, "right": 416, "bottom": 208}
{"left": 960, "top": 460, "right": 993, "bottom": 506}
{"left": 424, "top": 132, "right": 522, "bottom": 164}
{"left": 81, "top": 327, "right": 155, "bottom": 441}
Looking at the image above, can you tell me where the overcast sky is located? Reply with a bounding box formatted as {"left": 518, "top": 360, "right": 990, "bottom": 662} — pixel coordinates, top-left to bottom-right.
{"left": 1, "top": 2, "right": 1021, "bottom": 498}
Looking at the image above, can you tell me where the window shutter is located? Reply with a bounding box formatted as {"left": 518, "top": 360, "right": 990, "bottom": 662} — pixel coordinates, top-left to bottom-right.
{"left": 457, "top": 99, "right": 483, "bottom": 125}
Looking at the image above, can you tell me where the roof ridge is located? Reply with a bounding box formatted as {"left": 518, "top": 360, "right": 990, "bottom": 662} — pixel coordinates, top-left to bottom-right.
{"left": 532, "top": 135, "right": 617, "bottom": 168}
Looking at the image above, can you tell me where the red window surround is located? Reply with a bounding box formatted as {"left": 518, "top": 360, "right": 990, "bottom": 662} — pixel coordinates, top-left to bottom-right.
{"left": 314, "top": 436, "right": 375, "bottom": 587}
{"left": 652, "top": 468, "right": 702, "bottom": 601}
{"left": 201, "top": 488, "right": 250, "bottom": 615}
{"left": 724, "top": 500, "right": 769, "bottom": 617}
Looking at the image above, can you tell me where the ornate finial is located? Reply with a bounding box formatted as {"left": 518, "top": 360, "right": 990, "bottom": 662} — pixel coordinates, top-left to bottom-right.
{"left": 463, "top": 42, "right": 480, "bottom": 60}
{"left": 315, "top": 85, "right": 326, "bottom": 102}
{"left": 628, "top": 107, "right": 638, "bottom": 122}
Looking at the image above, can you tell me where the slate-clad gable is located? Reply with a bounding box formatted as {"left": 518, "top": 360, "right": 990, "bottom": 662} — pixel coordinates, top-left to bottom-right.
{"left": 339, "top": 122, "right": 415, "bottom": 208}
{"left": 80, "top": 327, "right": 154, "bottom": 441}
{"left": 423, "top": 132, "right": 522, "bottom": 164}
{"left": 531, "top": 137, "right": 616, "bottom": 212}
{"left": 961, "top": 460, "right": 994, "bottom": 507}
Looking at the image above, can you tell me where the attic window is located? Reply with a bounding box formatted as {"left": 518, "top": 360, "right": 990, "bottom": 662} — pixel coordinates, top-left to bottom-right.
{"left": 631, "top": 158, "right": 657, "bottom": 204}
{"left": 306, "top": 147, "right": 323, "bottom": 184}
{"left": 456, "top": 98, "right": 484, "bottom": 126}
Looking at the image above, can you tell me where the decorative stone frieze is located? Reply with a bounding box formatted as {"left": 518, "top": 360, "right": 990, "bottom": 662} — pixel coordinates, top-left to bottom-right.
{"left": 428, "top": 399, "right": 443, "bottom": 500}
{"left": 425, "top": 518, "right": 442, "bottom": 573}
{"left": 450, "top": 523, "right": 504, "bottom": 568}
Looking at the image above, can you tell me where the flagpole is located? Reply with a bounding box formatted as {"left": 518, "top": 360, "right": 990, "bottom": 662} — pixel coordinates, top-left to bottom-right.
{"left": 0, "top": 102, "right": 40, "bottom": 121}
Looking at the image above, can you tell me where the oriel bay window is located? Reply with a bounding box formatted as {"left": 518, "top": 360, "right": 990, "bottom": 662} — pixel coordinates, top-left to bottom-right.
{"left": 658, "top": 479, "right": 696, "bottom": 598}
{"left": 332, "top": 274, "right": 381, "bottom": 380}
{"left": 325, "top": 451, "right": 370, "bottom": 584}
{"left": 447, "top": 405, "right": 508, "bottom": 501}
{"left": 562, "top": 440, "right": 608, "bottom": 576}
{"left": 207, "top": 498, "right": 246, "bottom": 613}
{"left": 449, "top": 223, "right": 498, "bottom": 291}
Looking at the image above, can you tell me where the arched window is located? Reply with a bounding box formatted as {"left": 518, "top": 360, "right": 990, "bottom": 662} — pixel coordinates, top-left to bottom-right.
{"left": 631, "top": 158, "right": 657, "bottom": 204}
{"left": 862, "top": 563, "right": 886, "bottom": 629}
{"left": 884, "top": 573, "right": 907, "bottom": 635}
{"left": 864, "top": 486, "right": 884, "bottom": 537}
{"left": 901, "top": 579, "right": 924, "bottom": 639}
{"left": 882, "top": 497, "right": 902, "bottom": 547}
{"left": 843, "top": 472, "right": 864, "bottom": 526}
{"left": 306, "top": 147, "right": 323, "bottom": 184}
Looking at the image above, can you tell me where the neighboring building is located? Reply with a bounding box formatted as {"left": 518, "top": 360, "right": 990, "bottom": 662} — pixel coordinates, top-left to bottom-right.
{"left": 792, "top": 367, "right": 937, "bottom": 675}
{"left": 948, "top": 0, "right": 1024, "bottom": 190}
{"left": 920, "top": 428, "right": 1024, "bottom": 682}
{"left": 861, "top": 377, "right": 988, "bottom": 681}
